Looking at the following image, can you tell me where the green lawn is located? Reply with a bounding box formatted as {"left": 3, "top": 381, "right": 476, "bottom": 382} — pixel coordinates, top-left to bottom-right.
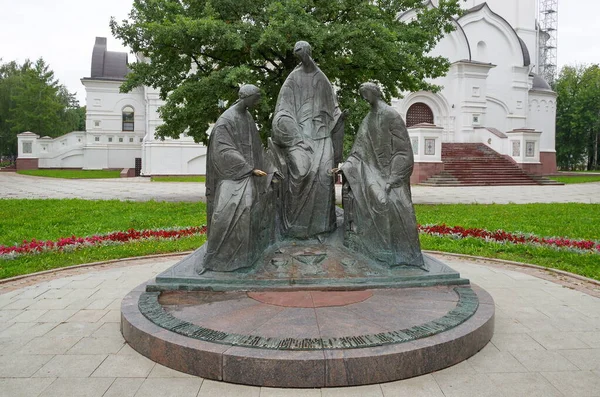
{"left": 0, "top": 200, "right": 598, "bottom": 281}
{"left": 550, "top": 175, "right": 600, "bottom": 184}
{"left": 151, "top": 175, "right": 206, "bottom": 182}
{"left": 17, "top": 169, "right": 121, "bottom": 179}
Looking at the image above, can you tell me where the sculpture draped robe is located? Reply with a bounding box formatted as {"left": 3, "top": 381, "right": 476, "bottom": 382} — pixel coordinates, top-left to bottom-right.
{"left": 272, "top": 67, "right": 343, "bottom": 239}
{"left": 204, "top": 108, "right": 275, "bottom": 271}
{"left": 341, "top": 106, "right": 425, "bottom": 267}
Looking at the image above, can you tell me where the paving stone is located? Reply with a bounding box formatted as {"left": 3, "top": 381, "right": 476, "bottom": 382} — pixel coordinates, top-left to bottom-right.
{"left": 67, "top": 337, "right": 125, "bottom": 355}
{"left": 66, "top": 279, "right": 105, "bottom": 289}
{"left": 38, "top": 377, "right": 114, "bottom": 397}
{"left": 490, "top": 333, "right": 545, "bottom": 352}
{"left": 321, "top": 385, "right": 383, "bottom": 397}
{"left": 0, "top": 309, "right": 24, "bottom": 322}
{"left": 38, "top": 288, "right": 73, "bottom": 300}
{"left": 67, "top": 309, "right": 109, "bottom": 323}
{"left": 558, "top": 349, "right": 600, "bottom": 371}
{"left": 0, "top": 354, "right": 53, "bottom": 377}
{"left": 92, "top": 322, "right": 122, "bottom": 338}
{"left": 380, "top": 374, "right": 444, "bottom": 397}
{"left": 198, "top": 379, "right": 260, "bottom": 397}
{"left": 541, "top": 371, "right": 600, "bottom": 397}
{"left": 34, "top": 354, "right": 107, "bottom": 377}
{"left": 0, "top": 335, "right": 36, "bottom": 355}
{"left": 467, "top": 344, "right": 528, "bottom": 373}
{"left": 36, "top": 309, "right": 79, "bottom": 323}
{"left": 430, "top": 360, "right": 476, "bottom": 376}
{"left": 510, "top": 349, "right": 580, "bottom": 372}
{"left": 492, "top": 317, "right": 530, "bottom": 334}
{"left": 19, "top": 336, "right": 82, "bottom": 355}
{"left": 45, "top": 322, "right": 102, "bottom": 338}
{"left": 62, "top": 288, "right": 99, "bottom": 300}
{"left": 15, "top": 288, "right": 49, "bottom": 300}
{"left": 260, "top": 388, "right": 322, "bottom": 397}
{"left": 432, "top": 373, "right": 503, "bottom": 397}
{"left": 103, "top": 378, "right": 144, "bottom": 397}
{"left": 117, "top": 343, "right": 141, "bottom": 355}
{"left": 134, "top": 378, "right": 203, "bottom": 397}
{"left": 85, "top": 298, "right": 116, "bottom": 310}
{"left": 106, "top": 298, "right": 123, "bottom": 310}
{"left": 0, "top": 322, "right": 58, "bottom": 338}
{"left": 91, "top": 354, "right": 155, "bottom": 378}
{"left": 27, "top": 298, "right": 79, "bottom": 310}
{"left": 2, "top": 298, "right": 37, "bottom": 310}
{"left": 572, "top": 331, "right": 600, "bottom": 348}
{"left": 486, "top": 373, "right": 563, "bottom": 397}
{"left": 100, "top": 310, "right": 122, "bottom": 323}
{"left": 528, "top": 331, "right": 591, "bottom": 350}
{"left": 9, "top": 309, "right": 48, "bottom": 323}
{"left": 0, "top": 378, "right": 56, "bottom": 397}
{"left": 148, "top": 363, "right": 195, "bottom": 378}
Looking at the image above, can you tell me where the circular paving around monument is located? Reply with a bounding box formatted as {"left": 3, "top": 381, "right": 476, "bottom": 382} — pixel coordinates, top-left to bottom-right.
{"left": 121, "top": 284, "right": 495, "bottom": 387}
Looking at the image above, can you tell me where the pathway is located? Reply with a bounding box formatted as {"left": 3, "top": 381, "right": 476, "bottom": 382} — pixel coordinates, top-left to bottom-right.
{"left": 0, "top": 254, "right": 599, "bottom": 396}
{"left": 2, "top": 173, "right": 600, "bottom": 204}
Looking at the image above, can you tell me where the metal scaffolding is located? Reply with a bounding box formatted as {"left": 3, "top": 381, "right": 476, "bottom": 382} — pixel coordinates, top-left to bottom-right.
{"left": 538, "top": 0, "right": 558, "bottom": 84}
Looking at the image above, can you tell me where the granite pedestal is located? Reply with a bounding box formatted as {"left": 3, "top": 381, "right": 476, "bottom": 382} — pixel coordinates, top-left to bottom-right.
{"left": 122, "top": 283, "right": 494, "bottom": 387}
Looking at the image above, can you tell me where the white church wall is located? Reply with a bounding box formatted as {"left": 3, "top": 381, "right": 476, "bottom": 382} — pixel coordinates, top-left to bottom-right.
{"left": 143, "top": 139, "right": 208, "bottom": 175}
{"left": 84, "top": 80, "right": 146, "bottom": 136}
{"left": 460, "top": 8, "right": 525, "bottom": 120}
{"left": 80, "top": 79, "right": 146, "bottom": 170}
{"left": 528, "top": 91, "right": 557, "bottom": 153}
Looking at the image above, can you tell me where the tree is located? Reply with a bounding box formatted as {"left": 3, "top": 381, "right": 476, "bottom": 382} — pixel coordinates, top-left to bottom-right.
{"left": 555, "top": 64, "right": 600, "bottom": 170}
{"left": 0, "top": 58, "right": 84, "bottom": 159}
{"left": 111, "top": 0, "right": 462, "bottom": 149}
{"left": 0, "top": 61, "right": 22, "bottom": 160}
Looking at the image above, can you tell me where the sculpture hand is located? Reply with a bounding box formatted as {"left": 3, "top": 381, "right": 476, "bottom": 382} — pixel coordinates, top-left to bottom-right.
{"left": 330, "top": 168, "right": 342, "bottom": 175}
{"left": 253, "top": 169, "right": 267, "bottom": 177}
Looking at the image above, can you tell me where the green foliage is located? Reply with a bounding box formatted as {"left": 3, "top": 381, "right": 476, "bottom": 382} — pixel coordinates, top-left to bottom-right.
{"left": 1, "top": 200, "right": 599, "bottom": 280}
{"left": 17, "top": 169, "right": 121, "bottom": 179}
{"left": 0, "top": 59, "right": 85, "bottom": 159}
{"left": 414, "top": 203, "right": 600, "bottom": 240}
{"left": 555, "top": 64, "right": 600, "bottom": 170}
{"left": 419, "top": 235, "right": 600, "bottom": 281}
{"left": 550, "top": 175, "right": 600, "bottom": 184}
{"left": 111, "top": 0, "right": 462, "bottom": 150}
{"left": 0, "top": 199, "right": 206, "bottom": 246}
{"left": 151, "top": 175, "right": 206, "bottom": 182}
{"left": 0, "top": 236, "right": 206, "bottom": 279}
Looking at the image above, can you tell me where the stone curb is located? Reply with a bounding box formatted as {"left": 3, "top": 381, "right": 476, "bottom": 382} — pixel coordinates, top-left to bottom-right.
{"left": 424, "top": 250, "right": 600, "bottom": 287}
{"left": 0, "top": 251, "right": 192, "bottom": 286}
{"left": 1, "top": 249, "right": 598, "bottom": 290}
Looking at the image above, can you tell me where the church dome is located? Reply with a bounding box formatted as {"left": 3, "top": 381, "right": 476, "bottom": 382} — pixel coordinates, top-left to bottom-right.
{"left": 531, "top": 74, "right": 552, "bottom": 91}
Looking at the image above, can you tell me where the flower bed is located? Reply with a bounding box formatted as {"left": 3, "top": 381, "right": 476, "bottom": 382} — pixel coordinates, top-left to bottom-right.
{"left": 1, "top": 224, "right": 598, "bottom": 260}
{"left": 418, "top": 224, "right": 600, "bottom": 254}
{"left": 0, "top": 226, "right": 207, "bottom": 259}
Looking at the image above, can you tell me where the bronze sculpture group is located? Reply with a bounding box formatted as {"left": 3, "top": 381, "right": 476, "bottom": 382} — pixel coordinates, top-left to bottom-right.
{"left": 203, "top": 41, "right": 424, "bottom": 273}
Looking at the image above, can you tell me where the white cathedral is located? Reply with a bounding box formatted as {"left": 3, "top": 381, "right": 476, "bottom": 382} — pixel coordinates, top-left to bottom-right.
{"left": 17, "top": 0, "right": 557, "bottom": 181}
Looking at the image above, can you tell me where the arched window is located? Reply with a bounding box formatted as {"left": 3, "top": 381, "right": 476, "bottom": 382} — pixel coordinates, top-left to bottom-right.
{"left": 122, "top": 106, "right": 134, "bottom": 131}
{"left": 477, "top": 41, "right": 488, "bottom": 63}
{"left": 406, "top": 103, "right": 434, "bottom": 127}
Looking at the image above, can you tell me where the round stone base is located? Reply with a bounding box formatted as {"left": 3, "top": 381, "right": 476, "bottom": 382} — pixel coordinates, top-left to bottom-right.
{"left": 121, "top": 284, "right": 494, "bottom": 387}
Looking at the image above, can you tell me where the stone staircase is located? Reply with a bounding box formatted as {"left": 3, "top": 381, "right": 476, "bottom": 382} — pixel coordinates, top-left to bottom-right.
{"left": 420, "top": 143, "right": 561, "bottom": 186}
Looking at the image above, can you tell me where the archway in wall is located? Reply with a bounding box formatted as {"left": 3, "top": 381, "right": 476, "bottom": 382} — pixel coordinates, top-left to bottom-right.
{"left": 406, "top": 103, "right": 434, "bottom": 127}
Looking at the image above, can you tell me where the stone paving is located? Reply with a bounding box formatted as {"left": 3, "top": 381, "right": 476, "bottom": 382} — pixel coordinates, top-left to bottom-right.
{"left": 0, "top": 254, "right": 599, "bottom": 396}
{"left": 2, "top": 172, "right": 600, "bottom": 204}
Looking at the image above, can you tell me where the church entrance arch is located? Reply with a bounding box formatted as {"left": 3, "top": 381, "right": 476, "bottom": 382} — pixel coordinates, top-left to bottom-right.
{"left": 406, "top": 103, "right": 434, "bottom": 127}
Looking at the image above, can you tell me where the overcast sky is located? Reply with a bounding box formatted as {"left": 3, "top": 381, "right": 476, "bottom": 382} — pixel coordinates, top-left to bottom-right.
{"left": 1, "top": 0, "right": 598, "bottom": 105}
